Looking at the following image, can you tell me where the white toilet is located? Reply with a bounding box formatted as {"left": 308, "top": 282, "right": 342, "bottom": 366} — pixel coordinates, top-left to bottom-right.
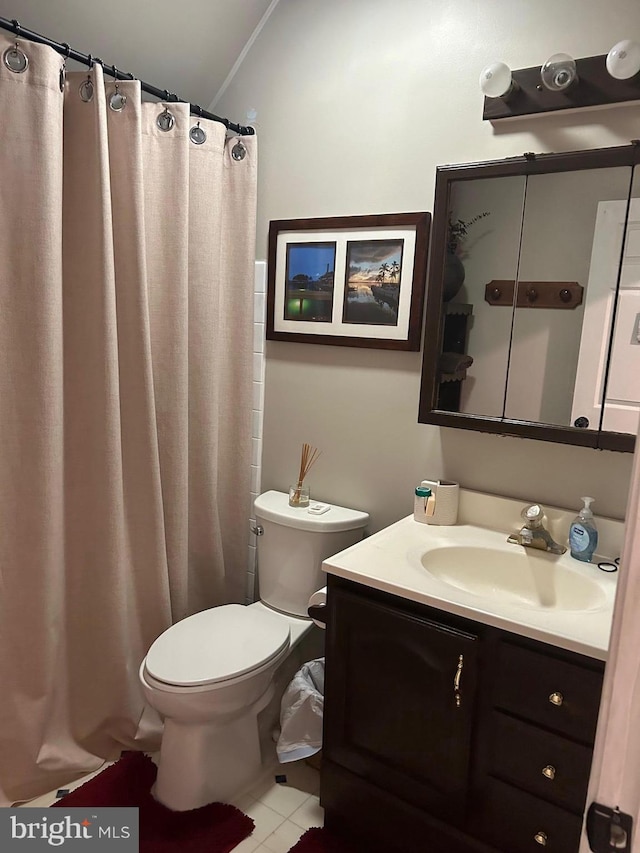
{"left": 139, "top": 489, "right": 369, "bottom": 811}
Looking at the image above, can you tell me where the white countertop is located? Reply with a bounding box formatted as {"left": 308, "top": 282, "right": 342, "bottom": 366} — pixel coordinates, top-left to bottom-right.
{"left": 322, "top": 512, "right": 619, "bottom": 660}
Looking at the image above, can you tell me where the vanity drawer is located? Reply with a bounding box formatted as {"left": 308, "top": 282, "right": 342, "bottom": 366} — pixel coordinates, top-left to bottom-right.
{"left": 488, "top": 712, "right": 592, "bottom": 813}
{"left": 493, "top": 642, "right": 603, "bottom": 743}
{"left": 479, "top": 776, "right": 583, "bottom": 853}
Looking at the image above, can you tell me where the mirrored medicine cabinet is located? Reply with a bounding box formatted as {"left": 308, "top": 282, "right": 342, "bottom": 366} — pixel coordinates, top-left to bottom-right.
{"left": 418, "top": 144, "right": 640, "bottom": 452}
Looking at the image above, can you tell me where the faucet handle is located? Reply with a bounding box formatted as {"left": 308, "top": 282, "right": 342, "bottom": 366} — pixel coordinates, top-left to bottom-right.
{"left": 522, "top": 504, "right": 545, "bottom": 526}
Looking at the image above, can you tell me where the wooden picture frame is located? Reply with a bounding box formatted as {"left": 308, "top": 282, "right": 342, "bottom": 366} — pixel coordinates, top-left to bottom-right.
{"left": 267, "top": 212, "right": 431, "bottom": 350}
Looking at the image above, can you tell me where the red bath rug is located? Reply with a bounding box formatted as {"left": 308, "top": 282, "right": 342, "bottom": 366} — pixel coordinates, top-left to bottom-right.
{"left": 288, "top": 827, "right": 370, "bottom": 853}
{"left": 51, "top": 751, "right": 254, "bottom": 853}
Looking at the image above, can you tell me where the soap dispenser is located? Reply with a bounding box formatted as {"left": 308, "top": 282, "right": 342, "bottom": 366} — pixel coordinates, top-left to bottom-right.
{"left": 569, "top": 497, "right": 598, "bottom": 562}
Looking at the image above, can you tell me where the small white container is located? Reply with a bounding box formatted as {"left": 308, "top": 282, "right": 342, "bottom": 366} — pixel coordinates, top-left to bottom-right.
{"left": 417, "top": 479, "right": 459, "bottom": 526}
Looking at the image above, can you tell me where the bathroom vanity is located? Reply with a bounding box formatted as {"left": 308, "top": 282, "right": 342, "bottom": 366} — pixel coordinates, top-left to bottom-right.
{"left": 319, "top": 491, "right": 620, "bottom": 853}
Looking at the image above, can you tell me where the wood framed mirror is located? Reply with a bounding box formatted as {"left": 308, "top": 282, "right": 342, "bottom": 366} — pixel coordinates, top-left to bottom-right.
{"left": 418, "top": 144, "right": 640, "bottom": 452}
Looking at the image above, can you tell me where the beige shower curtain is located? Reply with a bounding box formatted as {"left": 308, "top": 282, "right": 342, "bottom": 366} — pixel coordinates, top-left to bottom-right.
{"left": 0, "top": 35, "right": 257, "bottom": 805}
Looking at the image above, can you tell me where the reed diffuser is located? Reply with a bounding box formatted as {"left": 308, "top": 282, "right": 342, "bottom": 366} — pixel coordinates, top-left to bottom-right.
{"left": 289, "top": 442, "right": 321, "bottom": 507}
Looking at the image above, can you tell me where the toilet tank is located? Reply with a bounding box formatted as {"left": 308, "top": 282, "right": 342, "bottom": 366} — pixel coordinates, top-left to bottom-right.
{"left": 254, "top": 490, "right": 369, "bottom": 617}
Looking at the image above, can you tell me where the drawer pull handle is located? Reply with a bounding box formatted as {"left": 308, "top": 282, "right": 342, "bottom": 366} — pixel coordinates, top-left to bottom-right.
{"left": 453, "top": 654, "right": 464, "bottom": 708}
{"left": 534, "top": 831, "right": 548, "bottom": 846}
{"left": 549, "top": 691, "right": 564, "bottom": 706}
{"left": 542, "top": 765, "right": 556, "bottom": 780}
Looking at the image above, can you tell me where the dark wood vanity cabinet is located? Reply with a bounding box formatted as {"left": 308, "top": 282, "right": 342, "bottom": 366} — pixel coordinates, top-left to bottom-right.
{"left": 325, "top": 583, "right": 479, "bottom": 823}
{"left": 321, "top": 576, "right": 605, "bottom": 853}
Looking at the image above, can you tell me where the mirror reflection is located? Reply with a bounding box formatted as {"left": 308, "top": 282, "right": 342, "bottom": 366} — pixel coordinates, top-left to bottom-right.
{"left": 600, "top": 167, "right": 640, "bottom": 436}
{"left": 506, "top": 166, "right": 631, "bottom": 429}
{"left": 433, "top": 154, "right": 639, "bottom": 442}
{"left": 444, "top": 176, "right": 525, "bottom": 418}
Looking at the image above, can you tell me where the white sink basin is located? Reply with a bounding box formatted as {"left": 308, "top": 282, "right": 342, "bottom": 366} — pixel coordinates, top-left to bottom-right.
{"left": 322, "top": 508, "right": 620, "bottom": 659}
{"left": 420, "top": 545, "right": 606, "bottom": 612}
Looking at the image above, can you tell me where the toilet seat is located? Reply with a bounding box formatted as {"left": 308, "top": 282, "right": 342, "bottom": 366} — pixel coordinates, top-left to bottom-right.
{"left": 145, "top": 604, "right": 290, "bottom": 688}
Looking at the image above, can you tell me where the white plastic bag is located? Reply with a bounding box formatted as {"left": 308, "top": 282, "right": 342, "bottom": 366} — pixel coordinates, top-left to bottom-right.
{"left": 276, "top": 657, "right": 325, "bottom": 763}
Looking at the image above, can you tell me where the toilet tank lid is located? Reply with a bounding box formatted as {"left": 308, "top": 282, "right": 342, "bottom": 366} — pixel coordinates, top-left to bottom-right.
{"left": 254, "top": 490, "right": 369, "bottom": 533}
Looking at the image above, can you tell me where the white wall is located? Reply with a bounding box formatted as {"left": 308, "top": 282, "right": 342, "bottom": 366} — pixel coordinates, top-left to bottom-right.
{"left": 217, "top": 0, "right": 639, "bottom": 531}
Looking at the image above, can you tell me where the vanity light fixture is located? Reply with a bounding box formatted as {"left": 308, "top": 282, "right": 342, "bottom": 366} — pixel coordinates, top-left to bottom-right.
{"left": 481, "top": 42, "right": 640, "bottom": 120}
{"left": 479, "top": 61, "right": 516, "bottom": 99}
{"left": 540, "top": 53, "right": 578, "bottom": 92}
{"left": 606, "top": 39, "right": 640, "bottom": 80}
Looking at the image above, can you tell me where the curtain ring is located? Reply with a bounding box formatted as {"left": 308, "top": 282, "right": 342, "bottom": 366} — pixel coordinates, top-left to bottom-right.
{"left": 87, "top": 54, "right": 94, "bottom": 69}
{"left": 79, "top": 73, "right": 94, "bottom": 102}
{"left": 231, "top": 140, "right": 247, "bottom": 161}
{"left": 190, "top": 120, "right": 207, "bottom": 145}
{"left": 157, "top": 106, "right": 175, "bottom": 132}
{"left": 112, "top": 65, "right": 118, "bottom": 81}
{"left": 11, "top": 19, "right": 21, "bottom": 37}
{"left": 3, "top": 38, "right": 29, "bottom": 73}
{"left": 109, "top": 81, "right": 127, "bottom": 112}
{"left": 58, "top": 43, "right": 70, "bottom": 92}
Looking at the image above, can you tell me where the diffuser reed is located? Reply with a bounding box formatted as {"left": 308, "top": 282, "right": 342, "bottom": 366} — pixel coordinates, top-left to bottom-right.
{"left": 289, "top": 443, "right": 321, "bottom": 507}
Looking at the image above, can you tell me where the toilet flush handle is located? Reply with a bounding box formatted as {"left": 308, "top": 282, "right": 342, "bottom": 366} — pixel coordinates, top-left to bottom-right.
{"left": 251, "top": 525, "right": 264, "bottom": 536}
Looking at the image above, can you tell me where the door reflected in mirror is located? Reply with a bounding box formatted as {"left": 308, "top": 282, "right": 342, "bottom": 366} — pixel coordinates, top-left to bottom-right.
{"left": 506, "top": 166, "right": 631, "bottom": 430}
{"left": 599, "top": 168, "right": 640, "bottom": 437}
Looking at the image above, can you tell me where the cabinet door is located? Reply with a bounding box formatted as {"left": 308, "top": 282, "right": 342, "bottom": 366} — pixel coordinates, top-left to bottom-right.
{"left": 324, "top": 586, "right": 478, "bottom": 823}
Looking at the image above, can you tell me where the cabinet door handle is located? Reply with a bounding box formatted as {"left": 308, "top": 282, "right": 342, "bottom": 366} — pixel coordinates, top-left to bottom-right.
{"left": 453, "top": 654, "right": 464, "bottom": 708}
{"left": 534, "top": 831, "right": 548, "bottom": 846}
{"left": 542, "top": 765, "right": 556, "bottom": 780}
{"left": 548, "top": 691, "right": 564, "bottom": 706}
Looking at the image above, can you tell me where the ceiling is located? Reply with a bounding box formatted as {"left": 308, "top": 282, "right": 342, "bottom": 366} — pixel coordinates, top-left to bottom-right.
{"left": 0, "top": 0, "right": 276, "bottom": 113}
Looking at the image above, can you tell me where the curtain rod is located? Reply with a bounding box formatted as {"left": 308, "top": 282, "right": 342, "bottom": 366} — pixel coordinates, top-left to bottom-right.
{"left": 0, "top": 17, "right": 255, "bottom": 136}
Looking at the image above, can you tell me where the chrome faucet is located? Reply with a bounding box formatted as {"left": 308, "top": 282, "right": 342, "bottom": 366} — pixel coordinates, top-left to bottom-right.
{"left": 507, "top": 504, "right": 567, "bottom": 555}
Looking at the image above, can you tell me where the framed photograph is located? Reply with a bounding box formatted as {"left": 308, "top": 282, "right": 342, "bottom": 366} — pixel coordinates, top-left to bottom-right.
{"left": 267, "top": 212, "right": 431, "bottom": 350}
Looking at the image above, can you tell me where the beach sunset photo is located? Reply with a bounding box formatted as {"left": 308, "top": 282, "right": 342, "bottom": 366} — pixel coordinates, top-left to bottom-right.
{"left": 343, "top": 239, "right": 404, "bottom": 325}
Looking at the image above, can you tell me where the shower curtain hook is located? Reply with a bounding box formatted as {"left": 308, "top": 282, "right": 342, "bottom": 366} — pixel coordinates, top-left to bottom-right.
{"left": 59, "top": 43, "right": 70, "bottom": 92}
{"left": 109, "top": 77, "right": 127, "bottom": 112}
{"left": 112, "top": 65, "right": 118, "bottom": 81}
{"left": 4, "top": 22, "right": 29, "bottom": 74}
{"left": 189, "top": 118, "right": 207, "bottom": 145}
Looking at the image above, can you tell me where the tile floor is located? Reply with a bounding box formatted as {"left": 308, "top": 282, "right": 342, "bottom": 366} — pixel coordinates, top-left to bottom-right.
{"left": 229, "top": 759, "right": 323, "bottom": 852}
{"left": 19, "top": 754, "right": 324, "bottom": 853}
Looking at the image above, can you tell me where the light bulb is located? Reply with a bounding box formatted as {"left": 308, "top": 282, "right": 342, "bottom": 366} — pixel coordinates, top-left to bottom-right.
{"left": 606, "top": 40, "right": 640, "bottom": 80}
{"left": 540, "top": 53, "right": 578, "bottom": 92}
{"left": 479, "top": 61, "right": 514, "bottom": 98}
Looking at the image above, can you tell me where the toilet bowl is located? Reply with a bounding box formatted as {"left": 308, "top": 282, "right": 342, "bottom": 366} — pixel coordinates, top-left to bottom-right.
{"left": 139, "top": 490, "right": 369, "bottom": 810}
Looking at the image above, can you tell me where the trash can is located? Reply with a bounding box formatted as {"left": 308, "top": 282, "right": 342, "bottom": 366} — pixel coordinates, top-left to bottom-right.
{"left": 276, "top": 657, "right": 325, "bottom": 763}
